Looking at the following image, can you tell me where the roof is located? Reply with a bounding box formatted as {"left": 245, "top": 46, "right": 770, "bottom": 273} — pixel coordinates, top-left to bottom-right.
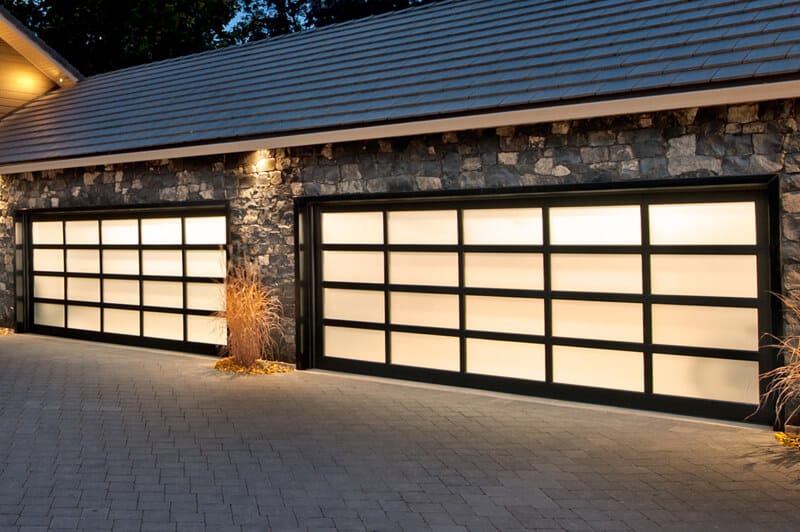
{"left": 1, "top": 0, "right": 800, "bottom": 173}
{"left": 0, "top": 6, "right": 82, "bottom": 87}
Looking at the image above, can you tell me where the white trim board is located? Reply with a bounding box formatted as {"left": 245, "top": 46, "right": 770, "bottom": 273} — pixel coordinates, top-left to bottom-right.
{"left": 2, "top": 80, "right": 799, "bottom": 175}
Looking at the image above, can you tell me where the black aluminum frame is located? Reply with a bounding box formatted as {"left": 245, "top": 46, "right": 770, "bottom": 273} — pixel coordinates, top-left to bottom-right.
{"left": 15, "top": 201, "right": 229, "bottom": 355}
{"left": 295, "top": 176, "right": 780, "bottom": 423}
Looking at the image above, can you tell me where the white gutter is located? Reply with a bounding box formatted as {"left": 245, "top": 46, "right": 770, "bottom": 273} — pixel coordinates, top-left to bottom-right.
{"left": 2, "top": 80, "right": 799, "bottom": 175}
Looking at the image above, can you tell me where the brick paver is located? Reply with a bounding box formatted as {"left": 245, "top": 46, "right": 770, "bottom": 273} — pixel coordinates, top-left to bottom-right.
{"left": 0, "top": 334, "right": 798, "bottom": 531}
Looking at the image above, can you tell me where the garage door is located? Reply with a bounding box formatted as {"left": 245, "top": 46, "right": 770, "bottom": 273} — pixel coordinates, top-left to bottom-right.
{"left": 297, "top": 184, "right": 775, "bottom": 421}
{"left": 15, "top": 203, "right": 228, "bottom": 353}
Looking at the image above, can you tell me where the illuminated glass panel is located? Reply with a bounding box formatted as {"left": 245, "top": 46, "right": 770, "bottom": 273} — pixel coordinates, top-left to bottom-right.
{"left": 650, "top": 255, "right": 757, "bottom": 298}
{"left": 324, "top": 288, "right": 384, "bottom": 323}
{"left": 550, "top": 205, "right": 641, "bottom": 245}
{"left": 66, "top": 249, "right": 100, "bottom": 274}
{"left": 186, "top": 250, "right": 226, "bottom": 278}
{"left": 67, "top": 277, "right": 100, "bottom": 302}
{"left": 185, "top": 216, "right": 226, "bottom": 245}
{"left": 186, "top": 283, "right": 225, "bottom": 311}
{"left": 554, "top": 346, "right": 644, "bottom": 392}
{"left": 33, "top": 249, "right": 64, "bottom": 272}
{"left": 34, "top": 276, "right": 64, "bottom": 299}
{"left": 104, "top": 308, "right": 140, "bottom": 336}
{"left": 65, "top": 220, "right": 99, "bottom": 245}
{"left": 552, "top": 300, "right": 643, "bottom": 342}
{"left": 32, "top": 221, "right": 63, "bottom": 244}
{"left": 323, "top": 251, "right": 384, "bottom": 284}
{"left": 143, "top": 281, "right": 183, "bottom": 309}
{"left": 391, "top": 292, "right": 458, "bottom": 328}
{"left": 142, "top": 250, "right": 182, "bottom": 277}
{"left": 322, "top": 211, "right": 383, "bottom": 244}
{"left": 649, "top": 202, "right": 756, "bottom": 245}
{"left": 464, "top": 253, "right": 543, "bottom": 290}
{"left": 652, "top": 304, "right": 758, "bottom": 351}
{"left": 187, "top": 315, "right": 227, "bottom": 344}
{"left": 143, "top": 311, "right": 183, "bottom": 340}
{"left": 101, "top": 219, "right": 139, "bottom": 244}
{"left": 103, "top": 279, "right": 140, "bottom": 306}
{"left": 388, "top": 210, "right": 457, "bottom": 244}
{"left": 141, "top": 218, "right": 182, "bottom": 244}
{"left": 466, "top": 296, "right": 544, "bottom": 335}
{"left": 390, "top": 252, "right": 458, "bottom": 286}
{"left": 462, "top": 208, "right": 543, "bottom": 245}
{"left": 466, "top": 339, "right": 545, "bottom": 380}
{"left": 325, "top": 326, "right": 385, "bottom": 363}
{"left": 67, "top": 305, "right": 100, "bottom": 331}
{"left": 34, "top": 303, "right": 64, "bottom": 327}
{"left": 103, "top": 250, "right": 139, "bottom": 275}
{"left": 653, "top": 354, "right": 759, "bottom": 404}
{"left": 391, "top": 332, "right": 459, "bottom": 371}
{"left": 551, "top": 254, "right": 642, "bottom": 294}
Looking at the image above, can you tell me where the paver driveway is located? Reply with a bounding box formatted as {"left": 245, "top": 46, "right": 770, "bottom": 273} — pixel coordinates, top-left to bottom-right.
{"left": 0, "top": 335, "right": 799, "bottom": 532}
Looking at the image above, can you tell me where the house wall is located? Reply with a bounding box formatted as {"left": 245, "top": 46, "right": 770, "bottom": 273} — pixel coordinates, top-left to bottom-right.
{"left": 1, "top": 98, "right": 799, "bottom": 356}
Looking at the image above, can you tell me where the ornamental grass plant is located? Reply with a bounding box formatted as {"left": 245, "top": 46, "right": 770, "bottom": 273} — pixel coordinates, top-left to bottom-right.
{"left": 761, "top": 294, "right": 800, "bottom": 433}
{"left": 216, "top": 261, "right": 284, "bottom": 368}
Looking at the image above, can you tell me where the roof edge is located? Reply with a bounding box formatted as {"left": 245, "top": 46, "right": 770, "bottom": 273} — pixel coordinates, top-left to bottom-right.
{"left": 0, "top": 5, "right": 83, "bottom": 86}
{"left": 2, "top": 79, "right": 799, "bottom": 175}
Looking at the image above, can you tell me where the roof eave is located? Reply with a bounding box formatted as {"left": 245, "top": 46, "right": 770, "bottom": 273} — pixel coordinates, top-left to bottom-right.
{"left": 0, "top": 7, "right": 82, "bottom": 87}
{"left": 2, "top": 78, "right": 799, "bottom": 175}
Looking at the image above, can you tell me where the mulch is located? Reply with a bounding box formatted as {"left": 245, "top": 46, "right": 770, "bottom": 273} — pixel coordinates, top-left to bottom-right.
{"left": 213, "top": 356, "right": 294, "bottom": 375}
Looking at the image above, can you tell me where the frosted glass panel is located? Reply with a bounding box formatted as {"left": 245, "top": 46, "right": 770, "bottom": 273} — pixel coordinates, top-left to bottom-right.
{"left": 67, "top": 277, "right": 100, "bottom": 302}
{"left": 103, "top": 250, "right": 139, "bottom": 275}
{"left": 143, "top": 311, "right": 183, "bottom": 340}
{"left": 391, "top": 292, "right": 459, "bottom": 328}
{"left": 553, "top": 300, "right": 643, "bottom": 342}
{"left": 463, "top": 208, "right": 543, "bottom": 245}
{"left": 652, "top": 304, "right": 758, "bottom": 351}
{"left": 185, "top": 216, "right": 226, "bottom": 245}
{"left": 65, "top": 220, "right": 99, "bottom": 244}
{"left": 141, "top": 218, "right": 182, "bottom": 244}
{"left": 464, "top": 253, "right": 543, "bottom": 290}
{"left": 322, "top": 211, "right": 383, "bottom": 244}
{"left": 390, "top": 252, "right": 458, "bottom": 286}
{"left": 143, "top": 281, "right": 183, "bottom": 309}
{"left": 66, "top": 249, "right": 100, "bottom": 273}
{"left": 653, "top": 354, "right": 759, "bottom": 404}
{"left": 103, "top": 279, "right": 140, "bottom": 305}
{"left": 388, "top": 210, "right": 457, "bottom": 244}
{"left": 325, "top": 326, "right": 385, "bottom": 363}
{"left": 551, "top": 254, "right": 642, "bottom": 294}
{"left": 324, "top": 288, "right": 384, "bottom": 323}
{"left": 467, "top": 339, "right": 545, "bottom": 380}
{"left": 34, "top": 276, "right": 64, "bottom": 299}
{"left": 186, "top": 250, "right": 226, "bottom": 278}
{"left": 32, "top": 221, "right": 62, "bottom": 244}
{"left": 323, "top": 251, "right": 384, "bottom": 283}
{"left": 649, "top": 202, "right": 756, "bottom": 245}
{"left": 67, "top": 305, "right": 100, "bottom": 331}
{"left": 550, "top": 205, "right": 641, "bottom": 245}
{"left": 142, "top": 250, "right": 182, "bottom": 277}
{"left": 186, "top": 283, "right": 225, "bottom": 311}
{"left": 554, "top": 346, "right": 644, "bottom": 392}
{"left": 466, "top": 296, "right": 544, "bottom": 335}
{"left": 104, "top": 308, "right": 140, "bottom": 336}
{"left": 101, "top": 219, "right": 138, "bottom": 244}
{"left": 650, "top": 255, "right": 757, "bottom": 298}
{"left": 15, "top": 222, "right": 22, "bottom": 243}
{"left": 391, "top": 332, "right": 460, "bottom": 371}
{"left": 187, "top": 315, "right": 227, "bottom": 344}
{"left": 33, "top": 249, "right": 64, "bottom": 272}
{"left": 34, "top": 303, "right": 64, "bottom": 327}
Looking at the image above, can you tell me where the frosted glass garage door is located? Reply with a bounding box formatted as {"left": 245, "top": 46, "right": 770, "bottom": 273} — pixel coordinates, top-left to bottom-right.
{"left": 314, "top": 192, "right": 768, "bottom": 413}
{"left": 24, "top": 209, "right": 228, "bottom": 350}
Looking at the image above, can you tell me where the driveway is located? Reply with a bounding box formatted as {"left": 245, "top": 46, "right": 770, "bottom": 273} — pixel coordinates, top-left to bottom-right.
{"left": 0, "top": 335, "right": 798, "bottom": 532}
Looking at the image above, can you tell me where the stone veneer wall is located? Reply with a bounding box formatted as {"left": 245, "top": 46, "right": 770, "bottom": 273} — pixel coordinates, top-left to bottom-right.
{"left": 1, "top": 99, "right": 800, "bottom": 355}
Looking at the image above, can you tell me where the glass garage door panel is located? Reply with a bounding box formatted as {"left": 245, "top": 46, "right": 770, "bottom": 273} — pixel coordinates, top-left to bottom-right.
{"left": 316, "top": 193, "right": 766, "bottom": 415}
{"left": 26, "top": 210, "right": 228, "bottom": 349}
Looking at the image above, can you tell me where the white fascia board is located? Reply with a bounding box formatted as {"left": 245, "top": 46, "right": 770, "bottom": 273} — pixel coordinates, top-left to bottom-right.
{"left": 0, "top": 16, "right": 79, "bottom": 86}
{"left": 2, "top": 79, "right": 799, "bottom": 175}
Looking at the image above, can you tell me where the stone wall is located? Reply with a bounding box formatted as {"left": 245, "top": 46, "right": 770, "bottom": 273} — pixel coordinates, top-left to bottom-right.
{"left": 2, "top": 98, "right": 800, "bottom": 353}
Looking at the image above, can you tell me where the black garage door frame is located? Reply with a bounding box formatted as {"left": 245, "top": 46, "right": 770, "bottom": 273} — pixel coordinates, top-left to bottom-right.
{"left": 295, "top": 176, "right": 781, "bottom": 423}
{"left": 14, "top": 201, "right": 229, "bottom": 355}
